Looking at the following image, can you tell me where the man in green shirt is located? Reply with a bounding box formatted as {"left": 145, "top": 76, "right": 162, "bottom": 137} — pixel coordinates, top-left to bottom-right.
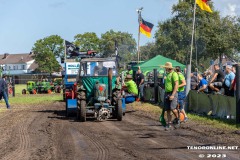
{"left": 162, "top": 62, "right": 179, "bottom": 130}
{"left": 123, "top": 74, "right": 138, "bottom": 96}
{"left": 175, "top": 66, "right": 188, "bottom": 122}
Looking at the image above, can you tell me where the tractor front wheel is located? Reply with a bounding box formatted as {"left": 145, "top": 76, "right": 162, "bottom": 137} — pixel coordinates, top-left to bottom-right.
{"left": 66, "top": 102, "right": 69, "bottom": 117}
{"left": 63, "top": 89, "right": 66, "bottom": 101}
{"left": 77, "top": 100, "right": 86, "bottom": 122}
{"left": 77, "top": 91, "right": 86, "bottom": 122}
{"left": 116, "top": 99, "right": 123, "bottom": 121}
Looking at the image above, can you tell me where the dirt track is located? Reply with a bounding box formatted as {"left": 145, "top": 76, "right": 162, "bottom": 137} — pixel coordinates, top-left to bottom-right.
{"left": 0, "top": 101, "right": 239, "bottom": 160}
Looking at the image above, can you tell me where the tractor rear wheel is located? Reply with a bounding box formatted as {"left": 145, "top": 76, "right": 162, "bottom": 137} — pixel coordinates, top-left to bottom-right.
{"left": 112, "top": 89, "right": 121, "bottom": 106}
{"left": 116, "top": 99, "right": 123, "bottom": 121}
{"left": 22, "top": 89, "right": 26, "bottom": 94}
{"left": 56, "top": 87, "right": 61, "bottom": 93}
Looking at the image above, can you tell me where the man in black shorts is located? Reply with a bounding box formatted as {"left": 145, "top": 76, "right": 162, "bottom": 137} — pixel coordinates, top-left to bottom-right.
{"left": 161, "top": 62, "right": 179, "bottom": 131}
{"left": 209, "top": 64, "right": 224, "bottom": 94}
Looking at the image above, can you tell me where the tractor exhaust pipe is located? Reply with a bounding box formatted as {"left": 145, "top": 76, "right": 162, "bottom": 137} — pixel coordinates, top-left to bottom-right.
{"left": 108, "top": 68, "right": 113, "bottom": 103}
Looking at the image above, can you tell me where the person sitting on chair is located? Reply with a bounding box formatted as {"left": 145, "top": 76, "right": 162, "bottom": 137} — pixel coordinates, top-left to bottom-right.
{"left": 122, "top": 74, "right": 138, "bottom": 97}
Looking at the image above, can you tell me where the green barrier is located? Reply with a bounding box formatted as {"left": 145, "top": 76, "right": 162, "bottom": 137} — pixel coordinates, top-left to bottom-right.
{"left": 188, "top": 90, "right": 236, "bottom": 119}
{"left": 210, "top": 94, "right": 236, "bottom": 118}
{"left": 158, "top": 86, "right": 164, "bottom": 105}
{"left": 188, "top": 91, "right": 211, "bottom": 114}
{"left": 144, "top": 86, "right": 154, "bottom": 101}
{"left": 208, "top": 94, "right": 219, "bottom": 116}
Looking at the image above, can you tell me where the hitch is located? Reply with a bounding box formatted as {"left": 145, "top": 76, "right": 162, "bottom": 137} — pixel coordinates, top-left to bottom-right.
{"left": 95, "top": 107, "right": 111, "bottom": 121}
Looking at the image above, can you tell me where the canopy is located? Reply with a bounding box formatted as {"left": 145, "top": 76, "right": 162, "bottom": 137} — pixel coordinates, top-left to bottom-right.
{"left": 132, "top": 55, "right": 185, "bottom": 72}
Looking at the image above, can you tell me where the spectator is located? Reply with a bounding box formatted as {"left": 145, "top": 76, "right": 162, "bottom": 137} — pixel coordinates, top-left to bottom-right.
{"left": 206, "top": 70, "right": 213, "bottom": 82}
{"left": 223, "top": 65, "right": 235, "bottom": 96}
{"left": 202, "top": 71, "right": 207, "bottom": 80}
{"left": 0, "top": 74, "right": 10, "bottom": 109}
{"left": 123, "top": 74, "right": 138, "bottom": 96}
{"left": 190, "top": 73, "right": 198, "bottom": 90}
{"left": 175, "top": 66, "right": 188, "bottom": 122}
{"left": 126, "top": 65, "right": 133, "bottom": 75}
{"left": 136, "top": 69, "right": 145, "bottom": 101}
{"left": 161, "top": 62, "right": 179, "bottom": 131}
{"left": 94, "top": 62, "right": 108, "bottom": 76}
{"left": 230, "top": 77, "right": 236, "bottom": 96}
{"left": 197, "top": 74, "right": 208, "bottom": 93}
{"left": 208, "top": 64, "right": 224, "bottom": 94}
{"left": 232, "top": 66, "right": 236, "bottom": 74}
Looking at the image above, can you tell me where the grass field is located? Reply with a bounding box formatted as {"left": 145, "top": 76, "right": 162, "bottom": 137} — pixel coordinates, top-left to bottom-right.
{"left": 14, "top": 84, "right": 26, "bottom": 95}
{"left": 8, "top": 94, "right": 62, "bottom": 105}
{"left": 6, "top": 84, "right": 62, "bottom": 105}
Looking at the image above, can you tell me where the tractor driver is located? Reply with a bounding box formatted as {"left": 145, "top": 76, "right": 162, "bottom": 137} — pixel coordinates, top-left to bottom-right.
{"left": 94, "top": 62, "right": 108, "bottom": 76}
{"left": 122, "top": 74, "right": 138, "bottom": 97}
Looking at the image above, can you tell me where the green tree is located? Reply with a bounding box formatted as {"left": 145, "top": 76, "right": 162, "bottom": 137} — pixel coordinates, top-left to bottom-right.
{"left": 154, "top": 0, "right": 240, "bottom": 69}
{"left": 32, "top": 35, "right": 64, "bottom": 75}
{"left": 74, "top": 32, "right": 100, "bottom": 51}
{"left": 100, "top": 30, "right": 137, "bottom": 64}
{"left": 139, "top": 42, "right": 158, "bottom": 61}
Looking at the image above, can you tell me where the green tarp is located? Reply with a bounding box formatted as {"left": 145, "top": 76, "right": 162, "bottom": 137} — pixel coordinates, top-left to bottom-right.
{"left": 132, "top": 55, "right": 185, "bottom": 72}
{"left": 81, "top": 76, "right": 116, "bottom": 100}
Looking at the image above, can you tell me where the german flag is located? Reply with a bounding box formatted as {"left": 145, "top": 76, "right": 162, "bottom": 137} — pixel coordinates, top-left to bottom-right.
{"left": 196, "top": 0, "right": 212, "bottom": 13}
{"left": 140, "top": 18, "right": 154, "bottom": 38}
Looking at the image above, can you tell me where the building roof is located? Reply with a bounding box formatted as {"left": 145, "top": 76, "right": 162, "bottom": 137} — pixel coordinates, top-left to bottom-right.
{"left": 29, "top": 62, "right": 38, "bottom": 70}
{"left": 0, "top": 53, "right": 34, "bottom": 64}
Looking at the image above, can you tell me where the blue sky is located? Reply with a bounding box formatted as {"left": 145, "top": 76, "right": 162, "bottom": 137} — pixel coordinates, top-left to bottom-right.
{"left": 0, "top": 0, "right": 239, "bottom": 54}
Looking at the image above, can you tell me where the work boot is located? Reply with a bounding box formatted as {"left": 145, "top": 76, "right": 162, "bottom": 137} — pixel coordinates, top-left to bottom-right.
{"left": 173, "top": 118, "right": 180, "bottom": 129}
{"left": 165, "top": 124, "right": 171, "bottom": 131}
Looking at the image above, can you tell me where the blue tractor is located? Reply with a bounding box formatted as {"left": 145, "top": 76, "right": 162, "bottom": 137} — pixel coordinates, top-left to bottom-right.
{"left": 62, "top": 62, "right": 80, "bottom": 116}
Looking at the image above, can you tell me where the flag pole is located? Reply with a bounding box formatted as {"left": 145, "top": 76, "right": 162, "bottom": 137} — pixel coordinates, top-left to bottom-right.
{"left": 190, "top": 0, "right": 197, "bottom": 73}
{"left": 137, "top": 7, "right": 143, "bottom": 63}
{"left": 137, "top": 23, "right": 141, "bottom": 63}
{"left": 186, "top": 0, "right": 197, "bottom": 96}
{"left": 64, "top": 40, "right": 67, "bottom": 63}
